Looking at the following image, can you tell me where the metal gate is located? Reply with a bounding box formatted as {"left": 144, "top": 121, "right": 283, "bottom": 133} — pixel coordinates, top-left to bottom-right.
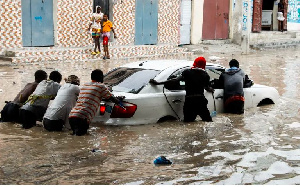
{"left": 135, "top": 0, "right": 158, "bottom": 45}
{"left": 93, "top": 0, "right": 109, "bottom": 14}
{"left": 21, "top": 0, "right": 54, "bottom": 47}
{"left": 180, "top": 0, "right": 192, "bottom": 45}
{"left": 202, "top": 0, "right": 229, "bottom": 40}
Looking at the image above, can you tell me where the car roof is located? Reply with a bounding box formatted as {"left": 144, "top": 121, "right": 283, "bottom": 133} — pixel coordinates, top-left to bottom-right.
{"left": 120, "top": 60, "right": 225, "bottom": 71}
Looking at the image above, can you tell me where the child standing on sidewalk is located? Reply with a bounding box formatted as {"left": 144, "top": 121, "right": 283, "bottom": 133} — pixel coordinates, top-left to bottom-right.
{"left": 101, "top": 14, "right": 117, "bottom": 60}
{"left": 88, "top": 6, "right": 103, "bottom": 55}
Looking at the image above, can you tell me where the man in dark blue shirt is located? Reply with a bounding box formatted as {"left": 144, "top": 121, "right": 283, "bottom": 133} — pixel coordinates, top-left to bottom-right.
{"left": 218, "top": 59, "right": 246, "bottom": 114}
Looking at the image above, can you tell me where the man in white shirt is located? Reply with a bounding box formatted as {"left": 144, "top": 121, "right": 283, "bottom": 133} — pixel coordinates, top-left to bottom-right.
{"left": 43, "top": 75, "right": 80, "bottom": 131}
{"left": 20, "top": 71, "right": 62, "bottom": 129}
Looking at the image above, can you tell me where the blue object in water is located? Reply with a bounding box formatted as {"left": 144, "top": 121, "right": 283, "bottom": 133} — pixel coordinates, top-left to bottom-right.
{"left": 91, "top": 148, "right": 102, "bottom": 153}
{"left": 153, "top": 156, "right": 172, "bottom": 165}
{"left": 211, "top": 111, "right": 217, "bottom": 117}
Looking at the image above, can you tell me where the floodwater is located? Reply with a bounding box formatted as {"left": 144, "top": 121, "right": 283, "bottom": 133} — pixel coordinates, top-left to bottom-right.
{"left": 0, "top": 46, "right": 300, "bottom": 185}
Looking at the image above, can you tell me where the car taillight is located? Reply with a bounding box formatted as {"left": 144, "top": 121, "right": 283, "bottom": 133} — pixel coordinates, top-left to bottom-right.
{"left": 110, "top": 101, "right": 137, "bottom": 118}
{"left": 100, "top": 103, "right": 106, "bottom": 115}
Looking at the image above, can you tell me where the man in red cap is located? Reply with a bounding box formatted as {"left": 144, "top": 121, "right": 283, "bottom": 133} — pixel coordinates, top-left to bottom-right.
{"left": 149, "top": 57, "right": 214, "bottom": 122}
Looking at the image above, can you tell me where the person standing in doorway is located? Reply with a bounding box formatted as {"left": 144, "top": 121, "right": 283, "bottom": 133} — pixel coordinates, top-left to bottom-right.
{"left": 277, "top": 0, "right": 285, "bottom": 32}
{"left": 88, "top": 6, "right": 103, "bottom": 55}
{"left": 101, "top": 14, "right": 117, "bottom": 60}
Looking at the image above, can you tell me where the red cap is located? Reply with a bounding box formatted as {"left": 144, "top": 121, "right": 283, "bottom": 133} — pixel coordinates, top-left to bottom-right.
{"left": 193, "top": 57, "right": 206, "bottom": 69}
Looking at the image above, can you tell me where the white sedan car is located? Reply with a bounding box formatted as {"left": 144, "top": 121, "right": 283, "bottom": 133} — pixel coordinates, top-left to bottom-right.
{"left": 93, "top": 60, "right": 279, "bottom": 125}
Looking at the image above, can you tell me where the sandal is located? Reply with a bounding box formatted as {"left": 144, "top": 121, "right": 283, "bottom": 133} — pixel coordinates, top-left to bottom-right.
{"left": 106, "top": 56, "right": 110, "bottom": 59}
{"left": 91, "top": 51, "right": 97, "bottom": 55}
{"left": 103, "top": 56, "right": 107, "bottom": 60}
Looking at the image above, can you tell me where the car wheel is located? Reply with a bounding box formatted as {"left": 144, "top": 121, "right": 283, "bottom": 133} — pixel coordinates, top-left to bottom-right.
{"left": 257, "top": 98, "right": 274, "bottom": 106}
{"left": 157, "top": 116, "right": 177, "bottom": 123}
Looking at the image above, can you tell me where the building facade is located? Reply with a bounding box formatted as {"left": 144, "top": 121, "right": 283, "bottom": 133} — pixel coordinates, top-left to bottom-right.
{"left": 1, "top": 0, "right": 299, "bottom": 62}
{"left": 0, "top": 0, "right": 187, "bottom": 62}
{"left": 190, "top": 0, "right": 300, "bottom": 44}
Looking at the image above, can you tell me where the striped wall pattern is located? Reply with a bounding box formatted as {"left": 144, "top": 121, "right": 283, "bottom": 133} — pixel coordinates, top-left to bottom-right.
{"left": 56, "top": 0, "right": 92, "bottom": 47}
{"left": 158, "top": 0, "right": 180, "bottom": 44}
{"left": 55, "top": 0, "right": 181, "bottom": 47}
{"left": 0, "top": 0, "right": 22, "bottom": 55}
{"left": 113, "top": 0, "right": 135, "bottom": 45}
{"left": 1, "top": 0, "right": 181, "bottom": 60}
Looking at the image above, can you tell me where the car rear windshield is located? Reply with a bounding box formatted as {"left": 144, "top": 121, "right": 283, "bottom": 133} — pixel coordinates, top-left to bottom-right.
{"left": 104, "top": 67, "right": 160, "bottom": 94}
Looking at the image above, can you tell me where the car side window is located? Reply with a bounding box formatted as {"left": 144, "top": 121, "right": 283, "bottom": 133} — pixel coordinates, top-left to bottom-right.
{"left": 206, "top": 68, "right": 224, "bottom": 80}
{"left": 164, "top": 67, "right": 189, "bottom": 91}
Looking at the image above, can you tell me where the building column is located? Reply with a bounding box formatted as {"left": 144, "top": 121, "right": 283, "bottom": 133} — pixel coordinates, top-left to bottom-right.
{"left": 231, "top": 0, "right": 243, "bottom": 45}
{"left": 241, "top": 0, "right": 252, "bottom": 54}
{"left": 190, "top": 0, "right": 204, "bottom": 44}
{"left": 283, "top": 0, "right": 288, "bottom": 31}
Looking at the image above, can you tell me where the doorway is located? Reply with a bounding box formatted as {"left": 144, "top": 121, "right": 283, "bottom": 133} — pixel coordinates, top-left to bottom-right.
{"left": 93, "top": 0, "right": 109, "bottom": 15}
{"left": 179, "top": 0, "right": 192, "bottom": 45}
{"left": 21, "top": 0, "right": 54, "bottom": 47}
{"left": 135, "top": 0, "right": 158, "bottom": 45}
{"left": 202, "top": 0, "right": 230, "bottom": 40}
{"left": 252, "top": 0, "right": 288, "bottom": 32}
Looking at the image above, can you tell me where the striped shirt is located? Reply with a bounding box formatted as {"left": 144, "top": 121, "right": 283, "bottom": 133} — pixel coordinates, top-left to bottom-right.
{"left": 69, "top": 82, "right": 112, "bottom": 123}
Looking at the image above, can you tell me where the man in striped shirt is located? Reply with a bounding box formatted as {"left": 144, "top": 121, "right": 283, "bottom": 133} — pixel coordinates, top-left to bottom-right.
{"left": 69, "top": 69, "right": 120, "bottom": 136}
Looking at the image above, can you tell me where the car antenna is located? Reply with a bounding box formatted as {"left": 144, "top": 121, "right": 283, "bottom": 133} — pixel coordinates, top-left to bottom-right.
{"left": 139, "top": 61, "right": 147, "bottom": 66}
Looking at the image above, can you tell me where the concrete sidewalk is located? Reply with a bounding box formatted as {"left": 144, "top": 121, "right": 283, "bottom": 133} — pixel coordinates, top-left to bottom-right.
{"left": 0, "top": 59, "right": 12, "bottom": 66}
{"left": 1, "top": 41, "right": 298, "bottom": 66}
{"left": 0, "top": 44, "right": 193, "bottom": 64}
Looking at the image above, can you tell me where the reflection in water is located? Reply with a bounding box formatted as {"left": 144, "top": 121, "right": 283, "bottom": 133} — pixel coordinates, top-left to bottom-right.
{"left": 0, "top": 48, "right": 300, "bottom": 184}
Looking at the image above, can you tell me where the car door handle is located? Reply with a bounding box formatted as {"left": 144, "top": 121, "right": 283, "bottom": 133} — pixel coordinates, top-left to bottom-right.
{"left": 172, "top": 99, "right": 182, "bottom": 104}
{"left": 215, "top": 95, "right": 223, "bottom": 99}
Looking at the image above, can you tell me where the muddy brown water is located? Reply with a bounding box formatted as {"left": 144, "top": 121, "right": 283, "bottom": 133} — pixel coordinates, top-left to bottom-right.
{"left": 0, "top": 47, "right": 300, "bottom": 184}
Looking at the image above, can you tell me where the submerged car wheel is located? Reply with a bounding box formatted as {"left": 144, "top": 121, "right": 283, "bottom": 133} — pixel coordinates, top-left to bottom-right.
{"left": 257, "top": 98, "right": 274, "bottom": 106}
{"left": 157, "top": 116, "right": 178, "bottom": 123}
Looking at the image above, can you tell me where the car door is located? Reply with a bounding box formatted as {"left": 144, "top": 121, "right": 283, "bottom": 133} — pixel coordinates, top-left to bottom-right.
{"left": 206, "top": 68, "right": 225, "bottom": 113}
{"left": 163, "top": 67, "right": 188, "bottom": 120}
{"left": 206, "top": 68, "right": 254, "bottom": 110}
{"left": 244, "top": 88, "right": 253, "bottom": 109}
{"left": 164, "top": 67, "right": 226, "bottom": 119}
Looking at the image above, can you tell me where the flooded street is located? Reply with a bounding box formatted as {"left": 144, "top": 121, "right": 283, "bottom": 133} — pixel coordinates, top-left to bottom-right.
{"left": 0, "top": 46, "right": 300, "bottom": 185}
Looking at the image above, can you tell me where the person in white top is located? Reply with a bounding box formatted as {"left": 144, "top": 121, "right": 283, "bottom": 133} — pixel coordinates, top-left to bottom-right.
{"left": 20, "top": 71, "right": 62, "bottom": 129}
{"left": 87, "top": 5, "right": 104, "bottom": 55}
{"left": 43, "top": 75, "right": 80, "bottom": 132}
{"left": 277, "top": 0, "right": 285, "bottom": 32}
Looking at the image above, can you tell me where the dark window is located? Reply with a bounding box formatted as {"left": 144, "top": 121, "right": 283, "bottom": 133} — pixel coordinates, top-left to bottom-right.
{"left": 164, "top": 67, "right": 188, "bottom": 91}
{"left": 104, "top": 67, "right": 160, "bottom": 94}
{"left": 262, "top": 0, "right": 275, "bottom": 10}
{"left": 164, "top": 67, "right": 225, "bottom": 91}
{"left": 93, "top": 0, "right": 109, "bottom": 14}
{"left": 206, "top": 68, "right": 224, "bottom": 80}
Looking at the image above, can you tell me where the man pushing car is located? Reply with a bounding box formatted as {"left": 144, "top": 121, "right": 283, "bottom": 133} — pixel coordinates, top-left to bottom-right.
{"left": 149, "top": 57, "right": 214, "bottom": 122}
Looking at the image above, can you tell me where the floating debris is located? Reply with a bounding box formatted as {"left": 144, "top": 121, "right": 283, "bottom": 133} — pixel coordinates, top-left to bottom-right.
{"left": 153, "top": 156, "right": 172, "bottom": 165}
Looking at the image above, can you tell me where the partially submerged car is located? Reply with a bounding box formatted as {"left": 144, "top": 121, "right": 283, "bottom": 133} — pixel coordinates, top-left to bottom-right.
{"left": 93, "top": 60, "right": 279, "bottom": 125}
